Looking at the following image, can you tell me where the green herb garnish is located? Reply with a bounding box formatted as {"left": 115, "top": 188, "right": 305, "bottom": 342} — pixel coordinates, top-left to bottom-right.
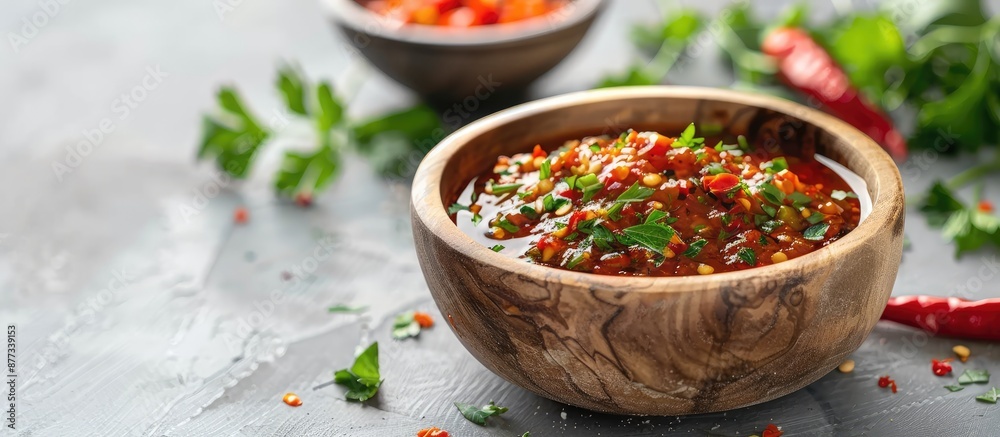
{"left": 392, "top": 312, "right": 423, "bottom": 340}
{"left": 944, "top": 385, "right": 965, "bottom": 392}
{"left": 737, "top": 247, "right": 756, "bottom": 265}
{"left": 489, "top": 182, "right": 524, "bottom": 195}
{"left": 539, "top": 160, "right": 551, "bottom": 179}
{"left": 830, "top": 190, "right": 857, "bottom": 200}
{"left": 448, "top": 203, "right": 469, "bottom": 215}
{"left": 803, "top": 223, "right": 830, "bottom": 241}
{"left": 455, "top": 401, "right": 509, "bottom": 426}
{"left": 496, "top": 218, "right": 519, "bottom": 233}
{"left": 765, "top": 157, "right": 788, "bottom": 174}
{"left": 683, "top": 239, "right": 708, "bottom": 258}
{"left": 758, "top": 183, "right": 786, "bottom": 205}
{"left": 607, "top": 182, "right": 656, "bottom": 220}
{"left": 672, "top": 123, "right": 705, "bottom": 148}
{"left": 976, "top": 388, "right": 1000, "bottom": 403}
{"left": 959, "top": 369, "right": 991, "bottom": 385}
{"left": 334, "top": 342, "right": 382, "bottom": 402}
{"left": 623, "top": 223, "right": 677, "bottom": 255}
{"left": 490, "top": 244, "right": 505, "bottom": 252}
{"left": 328, "top": 304, "right": 367, "bottom": 314}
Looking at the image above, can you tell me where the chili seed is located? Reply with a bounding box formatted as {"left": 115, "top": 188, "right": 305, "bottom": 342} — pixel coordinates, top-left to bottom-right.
{"left": 838, "top": 359, "right": 855, "bottom": 373}
{"left": 697, "top": 264, "right": 714, "bottom": 275}
{"left": 953, "top": 345, "right": 971, "bottom": 363}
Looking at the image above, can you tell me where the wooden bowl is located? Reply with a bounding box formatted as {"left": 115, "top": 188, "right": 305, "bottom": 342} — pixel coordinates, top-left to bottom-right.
{"left": 322, "top": 0, "right": 605, "bottom": 102}
{"left": 410, "top": 86, "right": 904, "bottom": 415}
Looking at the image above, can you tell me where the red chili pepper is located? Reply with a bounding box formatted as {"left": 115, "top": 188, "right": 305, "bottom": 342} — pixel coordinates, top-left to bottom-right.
{"left": 877, "top": 375, "right": 898, "bottom": 393}
{"left": 762, "top": 27, "right": 908, "bottom": 160}
{"left": 931, "top": 358, "right": 953, "bottom": 376}
{"left": 761, "top": 423, "right": 783, "bottom": 437}
{"left": 881, "top": 296, "right": 1000, "bottom": 341}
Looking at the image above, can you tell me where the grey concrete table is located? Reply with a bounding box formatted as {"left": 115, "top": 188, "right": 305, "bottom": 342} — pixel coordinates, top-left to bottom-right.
{"left": 2, "top": 0, "right": 1000, "bottom": 435}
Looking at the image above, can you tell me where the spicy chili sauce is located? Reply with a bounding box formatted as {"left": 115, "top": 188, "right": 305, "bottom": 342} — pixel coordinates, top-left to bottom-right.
{"left": 360, "top": 0, "right": 567, "bottom": 27}
{"left": 448, "top": 125, "right": 863, "bottom": 276}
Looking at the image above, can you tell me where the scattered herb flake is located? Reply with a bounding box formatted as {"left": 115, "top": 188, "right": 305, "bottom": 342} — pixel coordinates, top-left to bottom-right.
{"left": 683, "top": 239, "right": 708, "bottom": 258}
{"left": 455, "top": 401, "right": 509, "bottom": 426}
{"left": 448, "top": 203, "right": 469, "bottom": 215}
{"left": 944, "top": 385, "right": 965, "bottom": 392}
{"left": 959, "top": 369, "right": 991, "bottom": 385}
{"left": 490, "top": 244, "right": 505, "bottom": 252}
{"left": 803, "top": 223, "right": 830, "bottom": 241}
{"left": 737, "top": 247, "right": 756, "bottom": 265}
{"left": 328, "top": 304, "right": 367, "bottom": 314}
{"left": 976, "top": 387, "right": 1000, "bottom": 403}
{"left": 334, "top": 342, "right": 381, "bottom": 402}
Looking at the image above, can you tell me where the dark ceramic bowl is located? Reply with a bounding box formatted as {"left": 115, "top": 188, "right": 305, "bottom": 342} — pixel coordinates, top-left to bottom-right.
{"left": 323, "top": 0, "right": 605, "bottom": 102}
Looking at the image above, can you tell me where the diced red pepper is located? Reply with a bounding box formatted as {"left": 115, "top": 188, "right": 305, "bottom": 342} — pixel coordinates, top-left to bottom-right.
{"left": 567, "top": 211, "right": 587, "bottom": 233}
{"left": 931, "top": 358, "right": 952, "bottom": 376}
{"left": 702, "top": 173, "right": 741, "bottom": 198}
{"left": 531, "top": 144, "right": 547, "bottom": 159}
{"left": 762, "top": 424, "right": 783, "bottom": 437}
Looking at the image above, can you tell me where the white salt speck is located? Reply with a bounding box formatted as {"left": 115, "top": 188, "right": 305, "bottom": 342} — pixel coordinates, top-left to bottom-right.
{"left": 561, "top": 411, "right": 567, "bottom": 420}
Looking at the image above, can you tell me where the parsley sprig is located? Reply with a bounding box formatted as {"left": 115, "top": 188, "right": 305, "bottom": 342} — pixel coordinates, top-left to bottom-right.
{"left": 197, "top": 64, "right": 442, "bottom": 202}
{"left": 334, "top": 342, "right": 382, "bottom": 402}
{"left": 455, "top": 401, "right": 509, "bottom": 426}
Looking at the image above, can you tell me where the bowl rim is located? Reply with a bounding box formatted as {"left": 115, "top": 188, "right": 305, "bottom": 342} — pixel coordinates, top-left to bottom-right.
{"left": 322, "top": 0, "right": 606, "bottom": 46}
{"left": 411, "top": 86, "right": 904, "bottom": 291}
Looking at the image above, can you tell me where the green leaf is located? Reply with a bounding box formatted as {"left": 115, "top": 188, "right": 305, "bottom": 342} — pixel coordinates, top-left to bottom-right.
{"left": 197, "top": 88, "right": 270, "bottom": 178}
{"left": 608, "top": 182, "right": 656, "bottom": 220}
{"left": 803, "top": 223, "right": 830, "bottom": 241}
{"left": 683, "top": 239, "right": 708, "bottom": 258}
{"left": 944, "top": 385, "right": 965, "bottom": 392}
{"left": 644, "top": 210, "right": 669, "bottom": 224}
{"left": 334, "top": 342, "right": 382, "bottom": 402}
{"left": 448, "top": 203, "right": 469, "bottom": 215}
{"left": 315, "top": 81, "right": 343, "bottom": 132}
{"left": 351, "top": 105, "right": 443, "bottom": 178}
{"left": 764, "top": 157, "right": 788, "bottom": 174}
{"left": 788, "top": 191, "right": 813, "bottom": 207}
{"left": 596, "top": 65, "right": 659, "bottom": 88}
{"left": 392, "top": 312, "right": 422, "bottom": 340}
{"left": 490, "top": 244, "right": 505, "bottom": 252}
{"left": 489, "top": 182, "right": 524, "bottom": 195}
{"left": 737, "top": 247, "right": 756, "bottom": 265}
{"left": 328, "top": 304, "right": 367, "bottom": 313}
{"left": 920, "top": 181, "right": 966, "bottom": 226}
{"left": 623, "top": 224, "right": 676, "bottom": 255}
{"left": 539, "top": 160, "right": 551, "bottom": 179}
{"left": 276, "top": 65, "right": 308, "bottom": 115}
{"left": 542, "top": 194, "right": 569, "bottom": 213}
{"left": 958, "top": 369, "right": 991, "bottom": 385}
{"left": 455, "top": 401, "right": 509, "bottom": 426}
{"left": 472, "top": 213, "right": 483, "bottom": 226}
{"left": 496, "top": 218, "right": 519, "bottom": 234}
{"left": 273, "top": 146, "right": 340, "bottom": 197}
{"left": 757, "top": 183, "right": 786, "bottom": 206}
{"left": 672, "top": 123, "right": 704, "bottom": 148}
{"left": 760, "top": 219, "right": 783, "bottom": 234}
{"left": 976, "top": 387, "right": 1000, "bottom": 403}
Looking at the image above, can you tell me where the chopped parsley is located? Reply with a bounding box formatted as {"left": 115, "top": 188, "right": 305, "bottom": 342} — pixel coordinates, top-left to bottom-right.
{"left": 490, "top": 244, "right": 505, "bottom": 252}
{"left": 623, "top": 223, "right": 677, "bottom": 256}
{"left": 671, "top": 123, "right": 705, "bottom": 149}
{"left": 455, "top": 401, "right": 509, "bottom": 426}
{"left": 976, "top": 388, "right": 1000, "bottom": 403}
{"left": 959, "top": 369, "right": 991, "bottom": 385}
{"left": 737, "top": 247, "right": 756, "bottom": 265}
{"left": 607, "top": 182, "right": 656, "bottom": 220}
{"left": 803, "top": 223, "right": 830, "bottom": 241}
{"left": 496, "top": 218, "right": 519, "bottom": 233}
{"left": 539, "top": 160, "right": 551, "bottom": 179}
{"left": 448, "top": 203, "right": 469, "bottom": 215}
{"left": 683, "top": 239, "right": 708, "bottom": 258}
{"left": 334, "top": 342, "right": 382, "bottom": 402}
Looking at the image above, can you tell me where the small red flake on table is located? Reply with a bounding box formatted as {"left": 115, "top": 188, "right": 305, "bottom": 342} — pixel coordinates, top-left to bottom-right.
{"left": 878, "top": 375, "right": 898, "bottom": 393}
{"left": 979, "top": 200, "right": 994, "bottom": 213}
{"left": 761, "top": 423, "right": 783, "bottom": 437}
{"left": 234, "top": 207, "right": 249, "bottom": 224}
{"left": 932, "top": 358, "right": 953, "bottom": 376}
{"left": 282, "top": 392, "right": 302, "bottom": 407}
{"left": 413, "top": 311, "right": 434, "bottom": 328}
{"left": 295, "top": 192, "right": 313, "bottom": 207}
{"left": 417, "top": 427, "right": 449, "bottom": 437}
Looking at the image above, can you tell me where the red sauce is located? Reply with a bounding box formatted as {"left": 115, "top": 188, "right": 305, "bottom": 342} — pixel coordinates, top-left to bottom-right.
{"left": 448, "top": 126, "right": 863, "bottom": 276}
{"left": 359, "top": 0, "right": 567, "bottom": 27}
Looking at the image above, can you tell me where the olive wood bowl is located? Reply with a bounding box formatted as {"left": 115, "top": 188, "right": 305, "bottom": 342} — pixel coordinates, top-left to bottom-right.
{"left": 410, "top": 86, "right": 905, "bottom": 415}
{"left": 323, "top": 0, "right": 606, "bottom": 102}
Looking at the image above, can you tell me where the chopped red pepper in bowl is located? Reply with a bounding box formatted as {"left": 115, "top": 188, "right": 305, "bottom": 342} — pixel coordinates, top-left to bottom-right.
{"left": 449, "top": 124, "right": 864, "bottom": 276}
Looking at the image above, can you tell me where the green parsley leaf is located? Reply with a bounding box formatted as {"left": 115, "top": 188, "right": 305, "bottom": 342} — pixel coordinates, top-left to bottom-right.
{"left": 334, "top": 342, "right": 382, "bottom": 402}
{"left": 517, "top": 191, "right": 534, "bottom": 200}
{"left": 976, "top": 387, "right": 1000, "bottom": 403}
{"left": 944, "top": 385, "right": 965, "bottom": 392}
{"left": 759, "top": 219, "right": 783, "bottom": 233}
{"left": 623, "top": 224, "right": 676, "bottom": 255}
{"left": 455, "top": 401, "right": 509, "bottom": 426}
{"left": 472, "top": 213, "right": 483, "bottom": 226}
{"left": 539, "top": 160, "right": 551, "bottom": 179}
{"left": 328, "top": 304, "right": 367, "bottom": 313}
{"left": 608, "top": 182, "right": 656, "bottom": 220}
{"left": 757, "top": 183, "right": 786, "bottom": 205}
{"left": 490, "top": 244, "right": 505, "bottom": 252}
{"left": 761, "top": 203, "right": 777, "bottom": 218}
{"left": 276, "top": 64, "right": 308, "bottom": 115}
{"left": 448, "top": 203, "right": 469, "bottom": 215}
{"left": 392, "top": 312, "right": 422, "bottom": 340}
{"left": 315, "top": 81, "right": 344, "bottom": 133}
{"left": 542, "top": 194, "right": 570, "bottom": 213}
{"left": 683, "top": 239, "right": 708, "bottom": 258}
{"left": 737, "top": 247, "right": 756, "bottom": 265}
{"left": 672, "top": 123, "right": 705, "bottom": 148}
{"left": 788, "top": 191, "right": 813, "bottom": 207}
{"left": 197, "top": 87, "right": 270, "bottom": 178}
{"left": 959, "top": 369, "right": 991, "bottom": 385}
{"left": 645, "top": 210, "right": 669, "bottom": 224}
{"left": 806, "top": 212, "right": 827, "bottom": 224}
{"left": 803, "top": 223, "right": 830, "bottom": 241}
{"left": 274, "top": 146, "right": 340, "bottom": 198}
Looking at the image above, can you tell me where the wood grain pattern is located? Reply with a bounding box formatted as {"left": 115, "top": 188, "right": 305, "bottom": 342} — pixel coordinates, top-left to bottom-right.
{"left": 410, "top": 87, "right": 905, "bottom": 415}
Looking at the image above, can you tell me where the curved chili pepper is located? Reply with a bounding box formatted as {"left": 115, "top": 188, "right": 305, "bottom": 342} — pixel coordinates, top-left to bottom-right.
{"left": 762, "top": 27, "right": 908, "bottom": 161}
{"left": 880, "top": 296, "right": 1000, "bottom": 341}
